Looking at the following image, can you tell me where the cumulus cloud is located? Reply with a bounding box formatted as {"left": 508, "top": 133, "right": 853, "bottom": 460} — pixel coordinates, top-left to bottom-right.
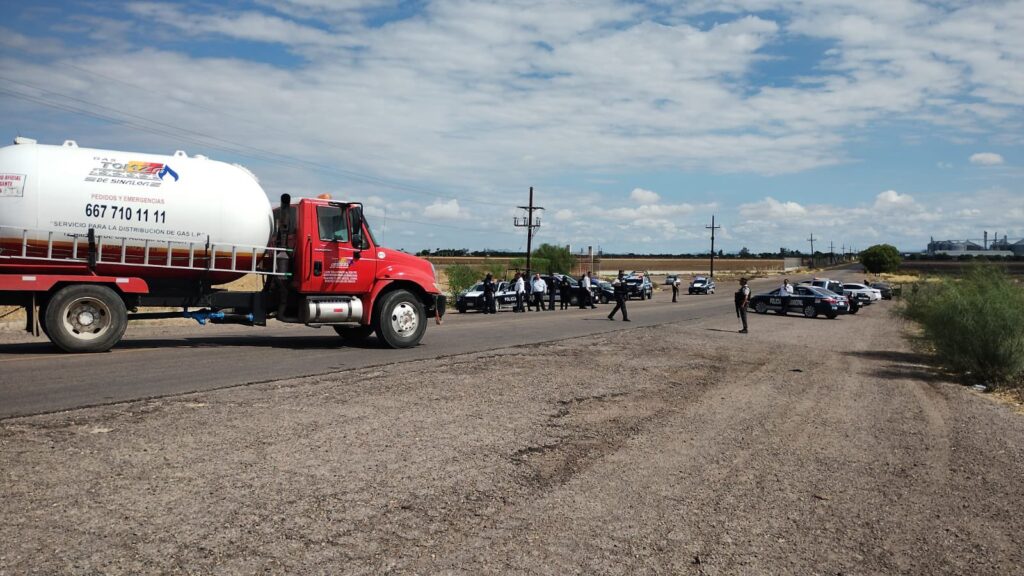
{"left": 969, "top": 152, "right": 1004, "bottom": 166}
{"left": 738, "top": 197, "right": 808, "bottom": 220}
{"left": 423, "top": 199, "right": 468, "bottom": 220}
{"left": 873, "top": 190, "right": 916, "bottom": 210}
{"left": 629, "top": 187, "right": 661, "bottom": 205}
{"left": 3, "top": 1, "right": 1023, "bottom": 253}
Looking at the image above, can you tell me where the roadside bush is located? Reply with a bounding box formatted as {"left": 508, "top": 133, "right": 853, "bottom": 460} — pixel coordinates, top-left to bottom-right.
{"left": 900, "top": 265, "right": 1024, "bottom": 387}
{"left": 445, "top": 264, "right": 481, "bottom": 301}
{"left": 861, "top": 244, "right": 901, "bottom": 274}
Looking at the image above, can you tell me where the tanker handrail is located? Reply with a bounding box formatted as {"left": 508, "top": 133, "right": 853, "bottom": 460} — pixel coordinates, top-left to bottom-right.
{"left": 0, "top": 225, "right": 291, "bottom": 277}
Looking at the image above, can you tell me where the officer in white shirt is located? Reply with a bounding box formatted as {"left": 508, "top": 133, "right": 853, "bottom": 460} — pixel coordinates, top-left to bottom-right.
{"left": 531, "top": 274, "right": 547, "bottom": 311}
{"left": 513, "top": 272, "right": 526, "bottom": 312}
{"left": 779, "top": 278, "right": 793, "bottom": 315}
{"left": 580, "top": 271, "right": 596, "bottom": 309}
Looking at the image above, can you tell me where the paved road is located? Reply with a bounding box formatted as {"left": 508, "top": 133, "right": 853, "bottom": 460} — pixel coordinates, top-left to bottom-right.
{"left": 1, "top": 279, "right": 756, "bottom": 419}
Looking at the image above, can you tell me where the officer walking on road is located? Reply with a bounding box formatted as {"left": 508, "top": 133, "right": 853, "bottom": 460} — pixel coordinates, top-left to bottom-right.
{"left": 607, "top": 270, "right": 630, "bottom": 321}
{"left": 671, "top": 277, "right": 680, "bottom": 302}
{"left": 735, "top": 277, "right": 750, "bottom": 333}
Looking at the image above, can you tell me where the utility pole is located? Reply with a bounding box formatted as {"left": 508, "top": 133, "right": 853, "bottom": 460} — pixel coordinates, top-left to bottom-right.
{"left": 706, "top": 215, "right": 721, "bottom": 278}
{"left": 829, "top": 240, "right": 834, "bottom": 265}
{"left": 513, "top": 186, "right": 543, "bottom": 276}
{"left": 807, "top": 233, "right": 816, "bottom": 268}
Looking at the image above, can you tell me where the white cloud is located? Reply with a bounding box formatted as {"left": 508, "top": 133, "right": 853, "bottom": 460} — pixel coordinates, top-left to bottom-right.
{"left": 3, "top": 1, "right": 1024, "bottom": 253}
{"left": 738, "top": 197, "right": 808, "bottom": 219}
{"left": 423, "top": 199, "right": 468, "bottom": 220}
{"left": 629, "top": 187, "right": 661, "bottom": 205}
{"left": 969, "top": 152, "right": 1004, "bottom": 166}
{"left": 873, "top": 190, "right": 916, "bottom": 210}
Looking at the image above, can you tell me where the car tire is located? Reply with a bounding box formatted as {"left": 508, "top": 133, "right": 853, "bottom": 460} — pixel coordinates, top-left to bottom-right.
{"left": 755, "top": 301, "right": 768, "bottom": 314}
{"left": 826, "top": 312, "right": 838, "bottom": 319}
{"left": 457, "top": 306, "right": 466, "bottom": 313}
{"left": 803, "top": 304, "right": 818, "bottom": 319}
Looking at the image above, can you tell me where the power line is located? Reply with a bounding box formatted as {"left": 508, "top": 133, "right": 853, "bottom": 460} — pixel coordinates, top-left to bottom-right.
{"left": 0, "top": 76, "right": 509, "bottom": 209}
{"left": 0, "top": 86, "right": 518, "bottom": 240}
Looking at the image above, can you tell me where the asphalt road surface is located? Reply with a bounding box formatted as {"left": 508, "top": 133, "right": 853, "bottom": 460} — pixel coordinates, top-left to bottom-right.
{"left": 2, "top": 267, "right": 1022, "bottom": 575}
{"left": 1, "top": 277, "right": 751, "bottom": 419}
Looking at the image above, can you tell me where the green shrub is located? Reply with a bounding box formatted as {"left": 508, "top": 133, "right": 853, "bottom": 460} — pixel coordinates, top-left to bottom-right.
{"left": 900, "top": 265, "right": 1024, "bottom": 387}
{"left": 860, "top": 244, "right": 901, "bottom": 273}
{"left": 445, "top": 264, "right": 482, "bottom": 301}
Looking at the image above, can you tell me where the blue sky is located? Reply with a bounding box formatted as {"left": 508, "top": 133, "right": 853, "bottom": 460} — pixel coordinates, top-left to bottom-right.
{"left": 2, "top": 0, "right": 1022, "bottom": 254}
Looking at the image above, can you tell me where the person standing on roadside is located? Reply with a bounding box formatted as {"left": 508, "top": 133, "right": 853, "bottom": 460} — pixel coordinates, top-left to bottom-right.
{"left": 735, "top": 277, "right": 750, "bottom": 333}
{"left": 482, "top": 272, "right": 497, "bottom": 314}
{"left": 581, "top": 272, "right": 598, "bottom": 309}
{"left": 531, "top": 273, "right": 547, "bottom": 311}
{"left": 548, "top": 275, "right": 557, "bottom": 311}
{"left": 779, "top": 278, "right": 793, "bottom": 315}
{"left": 513, "top": 272, "right": 525, "bottom": 313}
{"left": 560, "top": 276, "right": 572, "bottom": 310}
{"left": 608, "top": 270, "right": 630, "bottom": 321}
{"left": 671, "top": 277, "right": 680, "bottom": 302}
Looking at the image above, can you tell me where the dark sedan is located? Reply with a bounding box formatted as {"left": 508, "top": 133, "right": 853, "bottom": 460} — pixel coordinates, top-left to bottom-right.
{"left": 750, "top": 285, "right": 846, "bottom": 319}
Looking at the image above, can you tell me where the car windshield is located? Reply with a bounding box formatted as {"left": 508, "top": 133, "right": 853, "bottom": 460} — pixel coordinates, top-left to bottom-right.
{"left": 469, "top": 282, "right": 483, "bottom": 292}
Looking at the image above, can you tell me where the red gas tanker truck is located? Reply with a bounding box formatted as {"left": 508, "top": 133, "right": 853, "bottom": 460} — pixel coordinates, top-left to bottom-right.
{"left": 0, "top": 137, "right": 445, "bottom": 352}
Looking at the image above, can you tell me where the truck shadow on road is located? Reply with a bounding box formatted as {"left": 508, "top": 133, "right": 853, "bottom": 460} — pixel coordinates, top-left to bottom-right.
{"left": 0, "top": 335, "right": 387, "bottom": 354}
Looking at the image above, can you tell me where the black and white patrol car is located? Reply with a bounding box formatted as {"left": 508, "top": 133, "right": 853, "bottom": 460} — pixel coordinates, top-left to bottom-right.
{"left": 750, "top": 284, "right": 847, "bottom": 319}
{"left": 688, "top": 275, "right": 715, "bottom": 295}
{"left": 455, "top": 281, "right": 518, "bottom": 313}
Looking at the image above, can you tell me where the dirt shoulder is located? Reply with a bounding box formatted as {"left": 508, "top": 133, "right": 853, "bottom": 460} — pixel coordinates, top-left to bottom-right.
{"left": 2, "top": 301, "right": 1022, "bottom": 575}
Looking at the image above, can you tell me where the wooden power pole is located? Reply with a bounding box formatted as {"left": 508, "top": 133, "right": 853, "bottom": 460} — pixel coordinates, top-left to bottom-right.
{"left": 513, "top": 186, "right": 543, "bottom": 275}
{"left": 706, "top": 215, "right": 721, "bottom": 278}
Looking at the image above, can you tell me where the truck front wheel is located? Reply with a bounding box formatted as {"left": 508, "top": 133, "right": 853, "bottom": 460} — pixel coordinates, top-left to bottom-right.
{"left": 374, "top": 289, "right": 426, "bottom": 349}
{"left": 45, "top": 285, "right": 127, "bottom": 353}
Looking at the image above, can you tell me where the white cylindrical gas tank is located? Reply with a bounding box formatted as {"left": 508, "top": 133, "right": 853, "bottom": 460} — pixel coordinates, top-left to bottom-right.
{"left": 0, "top": 139, "right": 273, "bottom": 284}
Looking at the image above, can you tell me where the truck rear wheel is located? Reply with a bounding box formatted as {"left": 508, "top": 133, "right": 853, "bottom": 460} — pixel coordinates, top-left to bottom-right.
{"left": 44, "top": 285, "right": 127, "bottom": 353}
{"left": 374, "top": 289, "right": 426, "bottom": 349}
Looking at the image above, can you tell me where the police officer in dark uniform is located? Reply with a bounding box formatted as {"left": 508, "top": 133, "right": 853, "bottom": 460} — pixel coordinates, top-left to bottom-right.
{"left": 548, "top": 274, "right": 557, "bottom": 311}
{"left": 482, "top": 272, "right": 496, "bottom": 314}
{"left": 560, "top": 276, "right": 572, "bottom": 310}
{"left": 607, "top": 270, "right": 630, "bottom": 321}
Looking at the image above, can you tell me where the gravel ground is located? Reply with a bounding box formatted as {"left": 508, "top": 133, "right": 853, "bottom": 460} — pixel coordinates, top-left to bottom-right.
{"left": 2, "top": 301, "right": 1023, "bottom": 575}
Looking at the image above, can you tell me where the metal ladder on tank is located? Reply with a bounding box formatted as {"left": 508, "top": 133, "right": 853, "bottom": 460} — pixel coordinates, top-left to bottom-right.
{"left": 0, "top": 225, "right": 291, "bottom": 277}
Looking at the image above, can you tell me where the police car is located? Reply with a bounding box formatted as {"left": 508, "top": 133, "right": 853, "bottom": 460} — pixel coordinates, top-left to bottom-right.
{"left": 688, "top": 275, "right": 715, "bottom": 295}
{"left": 750, "top": 284, "right": 847, "bottom": 319}
{"left": 455, "top": 281, "right": 518, "bottom": 313}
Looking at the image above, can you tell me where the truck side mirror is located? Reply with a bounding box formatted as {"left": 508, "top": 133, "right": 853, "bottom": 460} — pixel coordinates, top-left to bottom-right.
{"left": 349, "top": 205, "right": 364, "bottom": 250}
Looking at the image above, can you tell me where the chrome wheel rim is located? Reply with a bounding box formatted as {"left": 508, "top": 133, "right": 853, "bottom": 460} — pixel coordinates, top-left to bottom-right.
{"left": 389, "top": 301, "right": 419, "bottom": 337}
{"left": 62, "top": 297, "right": 112, "bottom": 340}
